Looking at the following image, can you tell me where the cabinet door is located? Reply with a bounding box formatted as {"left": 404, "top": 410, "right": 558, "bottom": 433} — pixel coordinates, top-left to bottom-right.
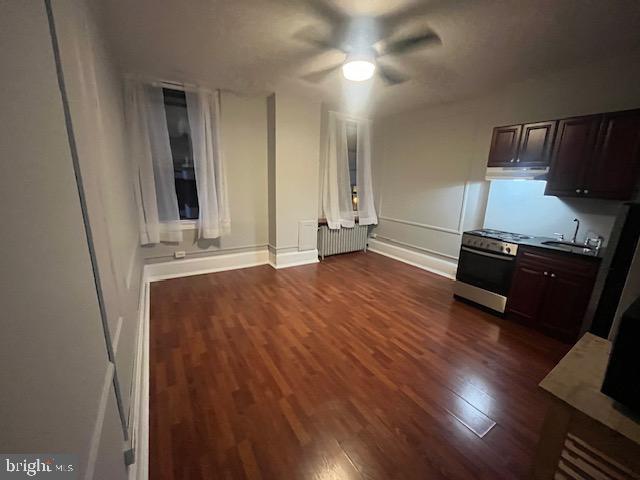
{"left": 545, "top": 115, "right": 601, "bottom": 197}
{"left": 487, "top": 124, "right": 522, "bottom": 167}
{"left": 585, "top": 110, "right": 640, "bottom": 200}
{"left": 517, "top": 121, "right": 557, "bottom": 167}
{"left": 505, "top": 261, "right": 549, "bottom": 325}
{"left": 538, "top": 271, "right": 597, "bottom": 343}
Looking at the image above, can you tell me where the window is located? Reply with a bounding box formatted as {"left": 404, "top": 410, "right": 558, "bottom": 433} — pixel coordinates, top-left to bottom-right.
{"left": 346, "top": 121, "right": 358, "bottom": 211}
{"left": 162, "top": 88, "right": 199, "bottom": 220}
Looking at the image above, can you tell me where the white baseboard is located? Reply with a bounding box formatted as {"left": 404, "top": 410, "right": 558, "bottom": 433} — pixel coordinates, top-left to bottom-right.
{"left": 125, "top": 246, "right": 139, "bottom": 291}
{"left": 128, "top": 278, "right": 149, "bottom": 480}
{"left": 368, "top": 238, "right": 457, "bottom": 279}
{"left": 144, "top": 247, "right": 269, "bottom": 282}
{"left": 269, "top": 249, "right": 319, "bottom": 269}
{"left": 85, "top": 362, "right": 116, "bottom": 480}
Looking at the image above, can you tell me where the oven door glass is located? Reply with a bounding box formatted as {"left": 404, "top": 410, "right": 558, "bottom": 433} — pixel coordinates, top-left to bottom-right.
{"left": 456, "top": 247, "right": 515, "bottom": 296}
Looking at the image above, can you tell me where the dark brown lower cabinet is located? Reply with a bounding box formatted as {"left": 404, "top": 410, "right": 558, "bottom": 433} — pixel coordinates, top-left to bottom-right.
{"left": 506, "top": 262, "right": 547, "bottom": 324}
{"left": 505, "top": 247, "right": 600, "bottom": 343}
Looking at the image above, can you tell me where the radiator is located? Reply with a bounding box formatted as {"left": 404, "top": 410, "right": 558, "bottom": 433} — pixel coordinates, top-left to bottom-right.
{"left": 318, "top": 224, "right": 368, "bottom": 260}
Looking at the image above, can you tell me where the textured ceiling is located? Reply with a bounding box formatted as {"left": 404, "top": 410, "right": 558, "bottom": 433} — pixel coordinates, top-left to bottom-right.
{"left": 98, "top": 0, "right": 640, "bottom": 116}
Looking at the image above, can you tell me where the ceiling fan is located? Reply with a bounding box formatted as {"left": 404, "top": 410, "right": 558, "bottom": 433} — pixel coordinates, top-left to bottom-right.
{"left": 294, "top": 0, "right": 442, "bottom": 85}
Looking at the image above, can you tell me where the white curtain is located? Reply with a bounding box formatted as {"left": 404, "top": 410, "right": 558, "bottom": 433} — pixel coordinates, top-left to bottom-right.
{"left": 125, "top": 79, "right": 183, "bottom": 244}
{"left": 321, "top": 111, "right": 377, "bottom": 229}
{"left": 186, "top": 89, "right": 230, "bottom": 239}
{"left": 322, "top": 111, "right": 356, "bottom": 229}
{"left": 355, "top": 119, "right": 378, "bottom": 226}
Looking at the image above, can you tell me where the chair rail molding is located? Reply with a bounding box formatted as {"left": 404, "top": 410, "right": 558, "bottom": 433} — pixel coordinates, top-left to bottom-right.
{"left": 377, "top": 216, "right": 462, "bottom": 236}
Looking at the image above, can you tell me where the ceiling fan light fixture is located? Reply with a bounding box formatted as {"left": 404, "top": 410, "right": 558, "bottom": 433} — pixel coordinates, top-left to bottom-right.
{"left": 342, "top": 59, "right": 376, "bottom": 82}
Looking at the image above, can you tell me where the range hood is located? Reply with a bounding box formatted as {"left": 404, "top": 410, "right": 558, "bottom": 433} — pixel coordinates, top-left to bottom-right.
{"left": 485, "top": 166, "right": 549, "bottom": 181}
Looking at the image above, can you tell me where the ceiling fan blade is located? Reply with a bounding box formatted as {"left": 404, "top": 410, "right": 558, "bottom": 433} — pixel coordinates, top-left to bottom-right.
{"left": 292, "top": 25, "right": 341, "bottom": 51}
{"left": 381, "top": 30, "right": 441, "bottom": 56}
{"left": 377, "top": 63, "right": 409, "bottom": 86}
{"left": 380, "top": 0, "right": 455, "bottom": 30}
{"left": 301, "top": 63, "right": 343, "bottom": 83}
{"left": 302, "top": 0, "right": 347, "bottom": 25}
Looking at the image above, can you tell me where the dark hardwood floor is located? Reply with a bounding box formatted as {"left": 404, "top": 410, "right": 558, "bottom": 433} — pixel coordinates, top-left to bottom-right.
{"left": 150, "top": 252, "right": 569, "bottom": 480}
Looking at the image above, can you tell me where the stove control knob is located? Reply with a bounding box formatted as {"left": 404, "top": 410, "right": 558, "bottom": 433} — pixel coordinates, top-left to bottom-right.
{"left": 505, "top": 247, "right": 511, "bottom": 254}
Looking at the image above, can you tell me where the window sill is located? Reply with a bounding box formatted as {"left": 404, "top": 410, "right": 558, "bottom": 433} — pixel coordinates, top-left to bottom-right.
{"left": 178, "top": 220, "right": 198, "bottom": 230}
{"left": 160, "top": 220, "right": 198, "bottom": 231}
{"left": 318, "top": 215, "right": 361, "bottom": 226}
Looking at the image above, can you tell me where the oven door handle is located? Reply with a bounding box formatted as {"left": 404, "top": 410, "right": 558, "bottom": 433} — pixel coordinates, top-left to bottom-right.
{"left": 461, "top": 246, "right": 515, "bottom": 261}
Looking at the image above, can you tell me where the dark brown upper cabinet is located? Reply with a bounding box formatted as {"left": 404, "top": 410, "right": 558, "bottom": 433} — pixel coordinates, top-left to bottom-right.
{"left": 487, "top": 124, "right": 522, "bottom": 166}
{"left": 585, "top": 110, "right": 640, "bottom": 200}
{"left": 488, "top": 108, "right": 640, "bottom": 200}
{"left": 544, "top": 115, "right": 601, "bottom": 197}
{"left": 544, "top": 109, "right": 640, "bottom": 200}
{"left": 487, "top": 121, "right": 556, "bottom": 168}
{"left": 518, "top": 121, "right": 557, "bottom": 166}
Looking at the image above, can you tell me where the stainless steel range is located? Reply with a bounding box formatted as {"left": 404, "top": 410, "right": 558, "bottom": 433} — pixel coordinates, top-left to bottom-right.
{"left": 453, "top": 229, "right": 532, "bottom": 313}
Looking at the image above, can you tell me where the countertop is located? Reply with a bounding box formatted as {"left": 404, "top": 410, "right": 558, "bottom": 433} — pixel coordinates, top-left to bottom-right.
{"left": 539, "top": 333, "right": 640, "bottom": 445}
{"left": 518, "top": 236, "right": 605, "bottom": 259}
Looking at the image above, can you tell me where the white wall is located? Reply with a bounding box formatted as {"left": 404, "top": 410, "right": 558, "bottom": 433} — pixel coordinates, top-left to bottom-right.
{"left": 0, "top": 1, "right": 126, "bottom": 478}
{"left": 484, "top": 180, "right": 621, "bottom": 243}
{"left": 372, "top": 101, "right": 485, "bottom": 262}
{"left": 143, "top": 92, "right": 269, "bottom": 263}
{"left": 372, "top": 52, "right": 640, "bottom": 262}
{"left": 52, "top": 0, "right": 143, "bottom": 426}
{"left": 270, "top": 92, "right": 321, "bottom": 253}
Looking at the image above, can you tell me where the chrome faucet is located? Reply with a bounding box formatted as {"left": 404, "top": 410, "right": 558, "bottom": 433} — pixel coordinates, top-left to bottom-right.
{"left": 572, "top": 218, "right": 580, "bottom": 244}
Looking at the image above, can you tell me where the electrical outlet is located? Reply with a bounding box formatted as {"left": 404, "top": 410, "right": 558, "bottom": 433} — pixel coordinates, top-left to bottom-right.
{"left": 174, "top": 250, "right": 186, "bottom": 259}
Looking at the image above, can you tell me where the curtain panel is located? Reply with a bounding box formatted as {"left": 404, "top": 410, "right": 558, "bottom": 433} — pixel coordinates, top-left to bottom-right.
{"left": 125, "top": 79, "right": 182, "bottom": 244}
{"left": 355, "top": 118, "right": 377, "bottom": 226}
{"left": 186, "top": 89, "right": 230, "bottom": 239}
{"left": 321, "top": 111, "right": 378, "bottom": 229}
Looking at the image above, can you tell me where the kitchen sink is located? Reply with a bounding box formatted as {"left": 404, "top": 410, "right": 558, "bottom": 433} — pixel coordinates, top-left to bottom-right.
{"left": 542, "top": 240, "right": 596, "bottom": 250}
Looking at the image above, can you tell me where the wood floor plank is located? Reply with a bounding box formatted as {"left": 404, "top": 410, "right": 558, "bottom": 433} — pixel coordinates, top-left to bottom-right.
{"left": 150, "top": 252, "right": 569, "bottom": 479}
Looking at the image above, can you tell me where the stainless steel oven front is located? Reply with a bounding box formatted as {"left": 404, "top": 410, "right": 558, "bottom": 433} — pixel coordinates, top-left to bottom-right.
{"left": 453, "top": 234, "right": 518, "bottom": 313}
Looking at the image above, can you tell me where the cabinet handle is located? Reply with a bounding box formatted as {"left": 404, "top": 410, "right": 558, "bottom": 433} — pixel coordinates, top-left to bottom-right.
{"left": 550, "top": 273, "right": 556, "bottom": 278}
{"left": 510, "top": 158, "right": 515, "bottom": 163}
{"left": 575, "top": 189, "right": 582, "bottom": 193}
{"left": 516, "top": 158, "right": 520, "bottom": 163}
{"left": 544, "top": 271, "right": 549, "bottom": 276}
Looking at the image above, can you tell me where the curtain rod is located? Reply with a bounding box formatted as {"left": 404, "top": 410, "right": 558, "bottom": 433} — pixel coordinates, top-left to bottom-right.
{"left": 153, "top": 78, "right": 198, "bottom": 90}
{"left": 124, "top": 73, "right": 245, "bottom": 96}
{"left": 124, "top": 73, "right": 212, "bottom": 93}
{"left": 329, "top": 109, "right": 372, "bottom": 124}
{"left": 152, "top": 78, "right": 211, "bottom": 94}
